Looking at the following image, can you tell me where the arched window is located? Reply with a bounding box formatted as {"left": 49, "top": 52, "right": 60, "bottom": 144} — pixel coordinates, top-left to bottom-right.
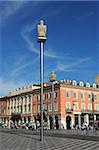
{"left": 93, "top": 83, "right": 96, "bottom": 88}
{"left": 79, "top": 81, "right": 84, "bottom": 86}
{"left": 86, "top": 82, "right": 90, "bottom": 88}
{"left": 72, "top": 80, "right": 77, "bottom": 85}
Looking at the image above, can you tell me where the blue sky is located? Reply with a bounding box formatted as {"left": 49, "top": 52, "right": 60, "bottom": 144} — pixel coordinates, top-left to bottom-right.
{"left": 0, "top": 1, "right": 99, "bottom": 95}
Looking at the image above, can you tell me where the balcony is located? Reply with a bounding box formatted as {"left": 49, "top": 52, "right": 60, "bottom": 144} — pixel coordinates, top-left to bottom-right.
{"left": 94, "top": 110, "right": 99, "bottom": 114}
{"left": 66, "top": 108, "right": 73, "bottom": 113}
{"left": 81, "top": 109, "right": 94, "bottom": 114}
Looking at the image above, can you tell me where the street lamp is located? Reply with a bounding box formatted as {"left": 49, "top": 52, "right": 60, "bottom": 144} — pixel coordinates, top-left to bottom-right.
{"left": 49, "top": 70, "right": 56, "bottom": 129}
{"left": 92, "top": 93, "right": 94, "bottom": 126}
{"left": 38, "top": 20, "right": 47, "bottom": 141}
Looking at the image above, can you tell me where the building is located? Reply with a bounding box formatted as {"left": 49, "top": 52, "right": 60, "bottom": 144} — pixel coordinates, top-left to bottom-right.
{"left": 0, "top": 76, "right": 99, "bottom": 129}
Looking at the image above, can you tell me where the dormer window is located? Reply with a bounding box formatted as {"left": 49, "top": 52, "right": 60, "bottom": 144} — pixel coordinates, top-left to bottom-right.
{"left": 79, "top": 81, "right": 84, "bottom": 86}
{"left": 72, "top": 80, "right": 77, "bottom": 85}
{"left": 86, "top": 82, "right": 90, "bottom": 88}
{"left": 93, "top": 83, "right": 96, "bottom": 88}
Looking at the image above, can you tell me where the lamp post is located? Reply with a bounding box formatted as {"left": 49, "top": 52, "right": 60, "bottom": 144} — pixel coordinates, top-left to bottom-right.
{"left": 92, "top": 93, "right": 94, "bottom": 126}
{"left": 50, "top": 70, "right": 56, "bottom": 129}
{"left": 38, "top": 20, "right": 47, "bottom": 141}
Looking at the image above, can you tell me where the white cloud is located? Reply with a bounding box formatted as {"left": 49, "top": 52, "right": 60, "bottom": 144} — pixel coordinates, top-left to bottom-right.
{"left": 21, "top": 31, "right": 39, "bottom": 55}
{"left": 74, "top": 11, "right": 94, "bottom": 22}
{"left": 0, "top": 54, "right": 40, "bottom": 96}
{"left": 57, "top": 57, "right": 91, "bottom": 72}
{"left": 10, "top": 62, "right": 32, "bottom": 77}
{"left": 0, "top": 77, "right": 26, "bottom": 96}
{"left": 0, "top": 1, "right": 26, "bottom": 23}
{"left": 10, "top": 55, "right": 39, "bottom": 77}
{"left": 21, "top": 21, "right": 69, "bottom": 59}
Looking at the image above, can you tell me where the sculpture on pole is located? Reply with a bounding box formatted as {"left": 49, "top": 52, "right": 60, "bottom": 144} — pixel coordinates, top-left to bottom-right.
{"left": 37, "top": 20, "right": 47, "bottom": 141}
{"left": 38, "top": 20, "right": 47, "bottom": 41}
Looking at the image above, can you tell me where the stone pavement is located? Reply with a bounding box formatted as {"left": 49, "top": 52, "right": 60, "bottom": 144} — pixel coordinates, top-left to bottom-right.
{"left": 0, "top": 129, "right": 99, "bottom": 150}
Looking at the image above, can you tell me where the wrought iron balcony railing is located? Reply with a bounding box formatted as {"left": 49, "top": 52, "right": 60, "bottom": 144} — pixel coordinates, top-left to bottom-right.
{"left": 66, "top": 108, "right": 73, "bottom": 112}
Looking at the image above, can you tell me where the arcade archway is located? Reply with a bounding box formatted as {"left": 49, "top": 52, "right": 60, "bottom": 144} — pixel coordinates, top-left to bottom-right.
{"left": 66, "top": 115, "right": 71, "bottom": 129}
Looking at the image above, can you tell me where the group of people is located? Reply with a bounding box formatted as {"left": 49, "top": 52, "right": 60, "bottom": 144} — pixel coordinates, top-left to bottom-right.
{"left": 73, "top": 122, "right": 98, "bottom": 135}
{"left": 81, "top": 122, "right": 98, "bottom": 135}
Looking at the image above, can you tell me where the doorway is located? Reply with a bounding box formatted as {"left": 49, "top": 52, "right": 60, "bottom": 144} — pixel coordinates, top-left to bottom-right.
{"left": 66, "top": 115, "right": 71, "bottom": 129}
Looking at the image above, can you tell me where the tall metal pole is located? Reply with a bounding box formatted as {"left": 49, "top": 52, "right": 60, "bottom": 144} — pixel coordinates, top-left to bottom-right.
{"left": 38, "top": 20, "right": 47, "bottom": 141}
{"left": 40, "top": 42, "right": 44, "bottom": 141}
{"left": 52, "top": 81, "right": 54, "bottom": 129}
{"left": 49, "top": 70, "right": 56, "bottom": 129}
{"left": 92, "top": 93, "right": 94, "bottom": 126}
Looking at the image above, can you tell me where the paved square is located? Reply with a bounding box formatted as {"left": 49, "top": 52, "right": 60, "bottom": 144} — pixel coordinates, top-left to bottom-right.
{"left": 0, "top": 129, "right": 99, "bottom": 150}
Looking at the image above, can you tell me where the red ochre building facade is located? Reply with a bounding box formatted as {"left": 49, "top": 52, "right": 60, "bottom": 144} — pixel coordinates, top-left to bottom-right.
{"left": 0, "top": 78, "right": 99, "bottom": 129}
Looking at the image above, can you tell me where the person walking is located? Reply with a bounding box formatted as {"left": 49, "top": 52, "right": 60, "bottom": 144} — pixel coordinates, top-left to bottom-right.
{"left": 94, "top": 123, "right": 98, "bottom": 134}
{"left": 81, "top": 122, "right": 88, "bottom": 135}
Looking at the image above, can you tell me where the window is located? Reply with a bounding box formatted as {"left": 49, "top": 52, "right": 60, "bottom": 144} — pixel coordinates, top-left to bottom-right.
{"left": 54, "top": 92, "right": 58, "bottom": 98}
{"left": 38, "top": 95, "right": 40, "bottom": 101}
{"left": 34, "top": 104, "right": 36, "bottom": 112}
{"left": 34, "top": 95, "right": 36, "bottom": 101}
{"left": 81, "top": 93, "right": 84, "bottom": 100}
{"left": 74, "top": 102, "right": 78, "bottom": 110}
{"left": 19, "top": 98, "right": 21, "bottom": 104}
{"left": 17, "top": 98, "right": 19, "bottom": 105}
{"left": 38, "top": 104, "right": 40, "bottom": 112}
{"left": 86, "top": 82, "right": 90, "bottom": 88}
{"left": 88, "top": 94, "right": 91, "bottom": 100}
{"left": 55, "top": 92, "right": 57, "bottom": 98}
{"left": 48, "top": 93, "right": 51, "bottom": 99}
{"left": 45, "top": 94, "right": 47, "bottom": 100}
{"left": 79, "top": 81, "right": 84, "bottom": 86}
{"left": 66, "top": 92, "right": 70, "bottom": 98}
{"left": 37, "top": 95, "right": 38, "bottom": 101}
{"left": 46, "top": 93, "right": 48, "bottom": 99}
{"left": 14, "top": 99, "right": 16, "bottom": 105}
{"left": 11, "top": 100, "right": 13, "bottom": 105}
{"left": 88, "top": 104, "right": 92, "bottom": 110}
{"left": 21, "top": 98, "right": 23, "bottom": 105}
{"left": 81, "top": 103, "right": 85, "bottom": 110}
{"left": 48, "top": 103, "right": 51, "bottom": 111}
{"left": 54, "top": 102, "right": 58, "bottom": 111}
{"left": 74, "top": 92, "right": 77, "bottom": 98}
{"left": 43, "top": 94, "right": 45, "bottom": 100}
{"left": 24, "top": 105, "right": 27, "bottom": 112}
{"left": 66, "top": 102, "right": 70, "bottom": 109}
{"left": 29, "top": 96, "right": 31, "bottom": 103}
{"left": 72, "top": 80, "right": 77, "bottom": 85}
{"left": 95, "top": 104, "right": 98, "bottom": 111}
{"left": 8, "top": 101, "right": 10, "bottom": 106}
{"left": 17, "top": 106, "right": 19, "bottom": 112}
{"left": 21, "top": 106, "right": 22, "bottom": 113}
{"left": 43, "top": 103, "right": 47, "bottom": 110}
{"left": 93, "top": 83, "right": 96, "bottom": 88}
{"left": 94, "top": 95, "right": 97, "bottom": 100}
{"left": 28, "top": 104, "right": 31, "bottom": 112}
{"left": 25, "top": 97, "right": 27, "bottom": 103}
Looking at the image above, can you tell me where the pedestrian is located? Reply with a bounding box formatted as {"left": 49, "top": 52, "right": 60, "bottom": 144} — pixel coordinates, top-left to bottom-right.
{"left": 81, "top": 123, "right": 87, "bottom": 135}
{"left": 86, "top": 125, "right": 89, "bottom": 135}
{"left": 94, "top": 123, "right": 98, "bottom": 133}
{"left": 83, "top": 126, "right": 87, "bottom": 135}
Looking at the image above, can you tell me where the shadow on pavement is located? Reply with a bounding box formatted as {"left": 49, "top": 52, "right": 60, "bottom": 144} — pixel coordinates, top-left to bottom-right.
{"left": 0, "top": 129, "right": 99, "bottom": 142}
